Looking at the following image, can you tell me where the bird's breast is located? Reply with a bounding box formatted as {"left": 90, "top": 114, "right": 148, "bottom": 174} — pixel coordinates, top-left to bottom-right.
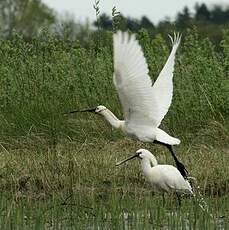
{"left": 124, "top": 125, "right": 156, "bottom": 142}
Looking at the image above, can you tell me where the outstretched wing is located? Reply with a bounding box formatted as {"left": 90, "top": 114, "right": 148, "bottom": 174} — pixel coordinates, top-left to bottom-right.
{"left": 113, "top": 31, "right": 181, "bottom": 127}
{"left": 151, "top": 33, "right": 181, "bottom": 126}
{"left": 113, "top": 31, "right": 159, "bottom": 127}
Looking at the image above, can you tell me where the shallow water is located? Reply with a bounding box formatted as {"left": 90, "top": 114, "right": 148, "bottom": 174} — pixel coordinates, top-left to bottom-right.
{"left": 0, "top": 192, "right": 228, "bottom": 229}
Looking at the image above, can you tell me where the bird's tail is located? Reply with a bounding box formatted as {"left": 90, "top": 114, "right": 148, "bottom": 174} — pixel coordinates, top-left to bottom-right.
{"left": 155, "top": 128, "right": 180, "bottom": 145}
{"left": 185, "top": 179, "right": 193, "bottom": 195}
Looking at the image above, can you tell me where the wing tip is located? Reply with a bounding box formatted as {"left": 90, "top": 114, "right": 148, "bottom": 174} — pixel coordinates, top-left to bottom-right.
{"left": 168, "top": 32, "right": 182, "bottom": 48}
{"left": 113, "top": 30, "right": 138, "bottom": 45}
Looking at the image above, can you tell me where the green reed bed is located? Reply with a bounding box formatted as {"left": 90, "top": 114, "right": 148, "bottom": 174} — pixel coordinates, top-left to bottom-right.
{"left": 0, "top": 29, "right": 228, "bottom": 144}
{"left": 0, "top": 189, "right": 228, "bottom": 229}
{"left": 0, "top": 29, "right": 228, "bottom": 228}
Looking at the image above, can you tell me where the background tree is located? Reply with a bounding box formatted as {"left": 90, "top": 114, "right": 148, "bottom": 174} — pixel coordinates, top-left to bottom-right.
{"left": 0, "top": 0, "right": 228, "bottom": 45}
{"left": 176, "top": 7, "right": 192, "bottom": 29}
{"left": 140, "top": 16, "right": 154, "bottom": 29}
{"left": 0, "top": 0, "right": 55, "bottom": 38}
{"left": 93, "top": 13, "right": 112, "bottom": 30}
{"left": 211, "top": 5, "right": 229, "bottom": 24}
{"left": 195, "top": 3, "right": 211, "bottom": 22}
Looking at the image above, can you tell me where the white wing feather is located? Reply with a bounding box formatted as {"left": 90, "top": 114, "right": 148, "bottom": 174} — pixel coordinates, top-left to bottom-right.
{"left": 113, "top": 31, "right": 181, "bottom": 128}
{"left": 113, "top": 31, "right": 159, "bottom": 127}
{"left": 152, "top": 33, "right": 181, "bottom": 126}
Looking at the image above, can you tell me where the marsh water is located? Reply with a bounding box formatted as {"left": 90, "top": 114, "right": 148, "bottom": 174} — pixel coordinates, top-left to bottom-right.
{"left": 0, "top": 191, "right": 228, "bottom": 229}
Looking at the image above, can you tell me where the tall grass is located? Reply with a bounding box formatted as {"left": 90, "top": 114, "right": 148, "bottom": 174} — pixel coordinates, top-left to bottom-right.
{"left": 0, "top": 29, "right": 227, "bottom": 148}
{"left": 0, "top": 28, "right": 227, "bottom": 191}
{"left": 0, "top": 29, "right": 228, "bottom": 228}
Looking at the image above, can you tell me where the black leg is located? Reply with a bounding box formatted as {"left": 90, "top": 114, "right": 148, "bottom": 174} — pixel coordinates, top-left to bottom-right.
{"left": 167, "top": 145, "right": 188, "bottom": 179}
{"left": 153, "top": 140, "right": 188, "bottom": 179}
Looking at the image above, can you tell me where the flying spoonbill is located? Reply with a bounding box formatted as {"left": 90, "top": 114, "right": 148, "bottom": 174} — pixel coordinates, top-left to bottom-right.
{"left": 69, "top": 31, "right": 188, "bottom": 178}
{"left": 116, "top": 149, "right": 193, "bottom": 204}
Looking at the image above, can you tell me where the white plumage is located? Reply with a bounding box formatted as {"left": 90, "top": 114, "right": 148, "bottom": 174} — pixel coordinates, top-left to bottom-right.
{"left": 70, "top": 31, "right": 187, "bottom": 178}
{"left": 113, "top": 31, "right": 181, "bottom": 145}
{"left": 116, "top": 149, "right": 192, "bottom": 195}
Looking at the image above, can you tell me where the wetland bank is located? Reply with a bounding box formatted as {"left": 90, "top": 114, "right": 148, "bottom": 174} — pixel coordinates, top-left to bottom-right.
{"left": 0, "top": 28, "right": 228, "bottom": 228}
{"left": 0, "top": 136, "right": 228, "bottom": 229}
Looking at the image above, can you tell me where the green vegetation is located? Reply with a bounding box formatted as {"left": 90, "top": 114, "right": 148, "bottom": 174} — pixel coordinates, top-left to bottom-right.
{"left": 0, "top": 1, "right": 229, "bottom": 44}
{"left": 0, "top": 191, "right": 228, "bottom": 229}
{"left": 0, "top": 29, "right": 228, "bottom": 144}
{"left": 95, "top": 3, "right": 229, "bottom": 43}
{"left": 0, "top": 0, "right": 55, "bottom": 38}
{"left": 0, "top": 7, "right": 228, "bottom": 228}
{"left": 0, "top": 26, "right": 228, "bottom": 201}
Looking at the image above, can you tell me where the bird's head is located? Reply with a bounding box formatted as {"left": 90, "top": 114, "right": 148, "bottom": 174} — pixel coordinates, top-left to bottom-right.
{"left": 116, "top": 149, "right": 157, "bottom": 166}
{"left": 136, "top": 149, "right": 154, "bottom": 160}
{"left": 136, "top": 149, "right": 158, "bottom": 166}
{"left": 65, "top": 105, "right": 107, "bottom": 114}
{"left": 94, "top": 105, "right": 107, "bottom": 114}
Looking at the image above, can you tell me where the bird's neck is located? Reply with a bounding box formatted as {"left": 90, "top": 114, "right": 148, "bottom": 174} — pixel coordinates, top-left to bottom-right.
{"left": 141, "top": 157, "right": 158, "bottom": 176}
{"left": 100, "top": 109, "right": 124, "bottom": 129}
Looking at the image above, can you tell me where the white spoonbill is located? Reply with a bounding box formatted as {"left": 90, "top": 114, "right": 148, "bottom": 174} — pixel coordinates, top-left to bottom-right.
{"left": 116, "top": 149, "right": 193, "bottom": 204}
{"left": 69, "top": 31, "right": 188, "bottom": 178}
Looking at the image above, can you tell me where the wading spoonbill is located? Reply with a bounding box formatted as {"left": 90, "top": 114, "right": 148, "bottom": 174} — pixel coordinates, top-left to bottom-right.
{"left": 116, "top": 149, "right": 193, "bottom": 205}
{"left": 69, "top": 31, "right": 188, "bottom": 178}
